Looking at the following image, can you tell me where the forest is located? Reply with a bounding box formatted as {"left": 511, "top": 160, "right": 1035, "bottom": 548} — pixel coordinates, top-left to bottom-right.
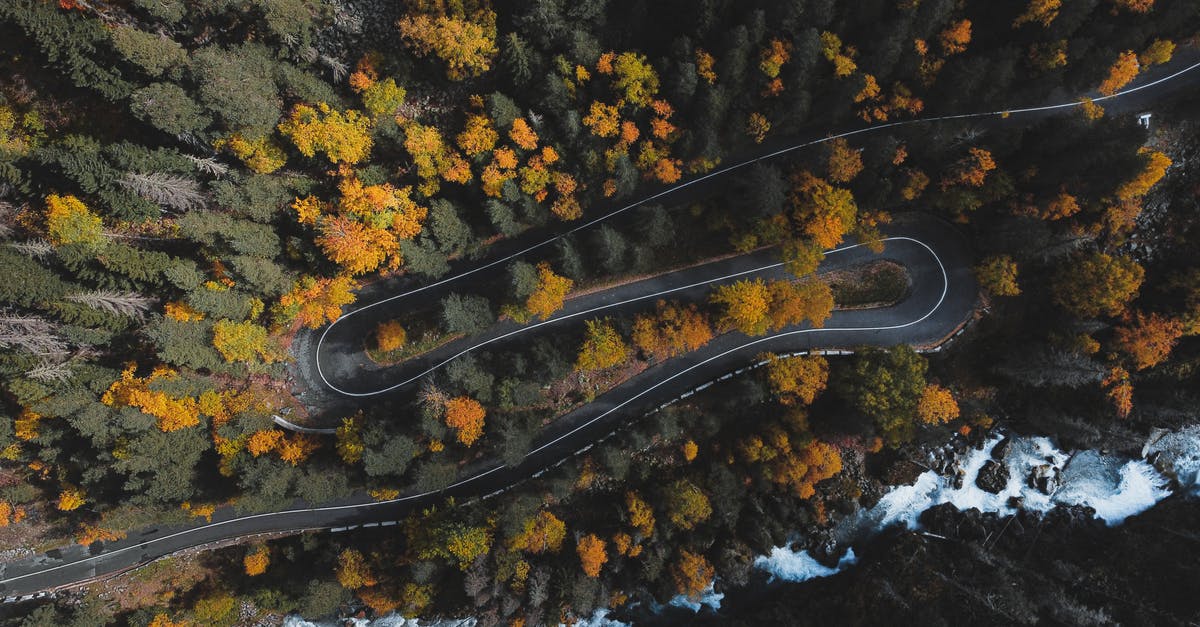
{"left": 1, "top": 0, "right": 1199, "bottom": 625}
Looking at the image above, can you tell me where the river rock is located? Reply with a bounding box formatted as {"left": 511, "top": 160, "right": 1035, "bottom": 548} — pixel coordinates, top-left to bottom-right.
{"left": 1028, "top": 463, "right": 1060, "bottom": 495}
{"left": 975, "top": 459, "right": 1010, "bottom": 494}
{"left": 990, "top": 435, "right": 1012, "bottom": 461}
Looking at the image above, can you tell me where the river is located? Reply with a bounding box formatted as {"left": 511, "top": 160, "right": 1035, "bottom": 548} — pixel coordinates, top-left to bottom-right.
{"left": 285, "top": 425, "right": 1200, "bottom": 626}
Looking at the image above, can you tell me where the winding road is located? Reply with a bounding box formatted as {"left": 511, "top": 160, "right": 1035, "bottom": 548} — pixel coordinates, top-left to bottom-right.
{"left": 2, "top": 53, "right": 1198, "bottom": 599}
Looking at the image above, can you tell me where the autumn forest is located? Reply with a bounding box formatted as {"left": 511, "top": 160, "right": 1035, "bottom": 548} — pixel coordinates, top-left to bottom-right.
{"left": 1, "top": 0, "right": 1200, "bottom": 625}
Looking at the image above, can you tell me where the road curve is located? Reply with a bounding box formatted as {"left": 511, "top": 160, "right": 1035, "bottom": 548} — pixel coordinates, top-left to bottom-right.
{"left": 0, "top": 214, "right": 970, "bottom": 598}
{"left": 3, "top": 54, "right": 1198, "bottom": 598}
{"left": 305, "top": 55, "right": 1200, "bottom": 401}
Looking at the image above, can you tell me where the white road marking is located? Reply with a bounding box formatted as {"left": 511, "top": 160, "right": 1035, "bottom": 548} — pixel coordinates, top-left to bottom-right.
{"left": 312, "top": 59, "right": 1200, "bottom": 396}
{"left": 5, "top": 59, "right": 1197, "bottom": 591}
{"left": 0, "top": 236, "right": 942, "bottom": 588}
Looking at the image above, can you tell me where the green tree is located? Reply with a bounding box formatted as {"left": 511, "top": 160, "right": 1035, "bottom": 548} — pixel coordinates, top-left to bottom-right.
{"left": 109, "top": 26, "right": 186, "bottom": 76}
{"left": 837, "top": 346, "right": 928, "bottom": 447}
{"left": 440, "top": 293, "right": 494, "bottom": 335}
{"left": 664, "top": 479, "right": 712, "bottom": 530}
{"left": 190, "top": 44, "right": 283, "bottom": 136}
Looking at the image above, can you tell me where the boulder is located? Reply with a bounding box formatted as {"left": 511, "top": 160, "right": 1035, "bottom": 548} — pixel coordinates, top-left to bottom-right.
{"left": 990, "top": 435, "right": 1012, "bottom": 461}
{"left": 1028, "top": 463, "right": 1061, "bottom": 495}
{"left": 975, "top": 459, "right": 1010, "bottom": 494}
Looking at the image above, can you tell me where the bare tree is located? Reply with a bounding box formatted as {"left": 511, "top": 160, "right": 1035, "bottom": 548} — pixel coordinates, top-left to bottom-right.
{"left": 6, "top": 239, "right": 53, "bottom": 258}
{"left": 526, "top": 567, "right": 551, "bottom": 608}
{"left": 66, "top": 290, "right": 156, "bottom": 319}
{"left": 0, "top": 314, "right": 69, "bottom": 356}
{"left": 26, "top": 360, "right": 73, "bottom": 383}
{"left": 119, "top": 172, "right": 205, "bottom": 212}
{"left": 319, "top": 54, "right": 349, "bottom": 81}
{"left": 186, "top": 155, "right": 229, "bottom": 178}
{"left": 177, "top": 132, "right": 209, "bottom": 152}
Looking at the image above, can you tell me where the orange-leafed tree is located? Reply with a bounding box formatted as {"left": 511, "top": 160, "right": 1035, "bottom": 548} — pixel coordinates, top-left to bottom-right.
{"left": 682, "top": 440, "right": 699, "bottom": 462}
{"left": 292, "top": 195, "right": 323, "bottom": 225}
{"left": 443, "top": 396, "right": 486, "bottom": 446}
{"left": 316, "top": 216, "right": 399, "bottom": 276}
{"left": 794, "top": 439, "right": 844, "bottom": 498}
{"left": 57, "top": 488, "right": 85, "bottom": 512}
{"left": 1103, "top": 366, "right": 1134, "bottom": 418}
{"left": 900, "top": 169, "right": 930, "bottom": 201}
{"left": 46, "top": 194, "right": 105, "bottom": 250}
{"left": 1139, "top": 39, "right": 1174, "bottom": 66}
{"left": 611, "top": 52, "right": 660, "bottom": 107}
{"left": 939, "top": 20, "right": 972, "bottom": 55}
{"left": 767, "top": 279, "right": 834, "bottom": 331}
{"left": 759, "top": 39, "right": 791, "bottom": 78}
{"left": 525, "top": 262, "right": 574, "bottom": 320}
{"left": 277, "top": 434, "right": 320, "bottom": 465}
{"left": 396, "top": 0, "right": 498, "bottom": 80}
{"left": 1098, "top": 51, "right": 1140, "bottom": 96}
{"left": 576, "top": 534, "right": 608, "bottom": 578}
{"left": 247, "top": 429, "right": 284, "bottom": 456}
{"left": 941, "top": 148, "right": 996, "bottom": 189}
{"left": 917, "top": 384, "right": 959, "bottom": 424}
{"left": 746, "top": 112, "right": 770, "bottom": 143}
{"left": 791, "top": 171, "right": 859, "bottom": 250}
{"left": 336, "top": 548, "right": 376, "bottom": 589}
{"left": 1116, "top": 150, "right": 1171, "bottom": 200}
{"left": 244, "top": 545, "right": 270, "bottom": 576}
{"left": 696, "top": 49, "right": 717, "bottom": 84}
{"left": 456, "top": 113, "right": 499, "bottom": 157}
{"left": 575, "top": 318, "right": 629, "bottom": 372}
{"left": 826, "top": 138, "right": 863, "bottom": 183}
{"left": 711, "top": 278, "right": 772, "bottom": 336}
{"left": 277, "top": 103, "right": 373, "bottom": 164}
{"left": 278, "top": 275, "right": 359, "bottom": 329}
{"left": 583, "top": 101, "right": 621, "bottom": 138}
{"left": 0, "top": 501, "right": 26, "bottom": 527}
{"left": 762, "top": 353, "right": 830, "bottom": 406}
{"left": 509, "top": 118, "right": 539, "bottom": 150}
{"left": 148, "top": 614, "right": 188, "bottom": 627}
{"left": 1114, "top": 312, "right": 1184, "bottom": 370}
{"left": 510, "top": 510, "right": 567, "bottom": 553}
{"left": 855, "top": 74, "right": 881, "bottom": 104}
{"left": 357, "top": 586, "right": 402, "bottom": 616}
{"left": 1042, "top": 191, "right": 1081, "bottom": 220}
{"left": 76, "top": 523, "right": 124, "bottom": 545}
{"left": 1112, "top": 0, "right": 1153, "bottom": 13}
{"left": 1013, "top": 0, "right": 1061, "bottom": 27}
{"left": 650, "top": 156, "right": 682, "bottom": 183}
{"left": 819, "top": 31, "right": 857, "bottom": 77}
{"left": 672, "top": 550, "right": 715, "bottom": 598}
{"left": 1053, "top": 252, "right": 1144, "bottom": 318}
{"left": 631, "top": 301, "right": 713, "bottom": 360}
{"left": 626, "top": 491, "right": 655, "bottom": 537}
{"left": 975, "top": 255, "right": 1021, "bottom": 297}
{"left": 375, "top": 320, "right": 407, "bottom": 352}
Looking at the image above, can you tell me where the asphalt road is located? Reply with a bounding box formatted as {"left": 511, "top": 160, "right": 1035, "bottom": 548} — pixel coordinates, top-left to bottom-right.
{"left": 0, "top": 214, "right": 971, "bottom": 600}
{"left": 3, "top": 52, "right": 1199, "bottom": 599}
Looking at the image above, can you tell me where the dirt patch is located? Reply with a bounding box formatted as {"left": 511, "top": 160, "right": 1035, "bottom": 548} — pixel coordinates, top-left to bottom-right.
{"left": 88, "top": 553, "right": 211, "bottom": 612}
{"left": 824, "top": 259, "right": 911, "bottom": 309}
